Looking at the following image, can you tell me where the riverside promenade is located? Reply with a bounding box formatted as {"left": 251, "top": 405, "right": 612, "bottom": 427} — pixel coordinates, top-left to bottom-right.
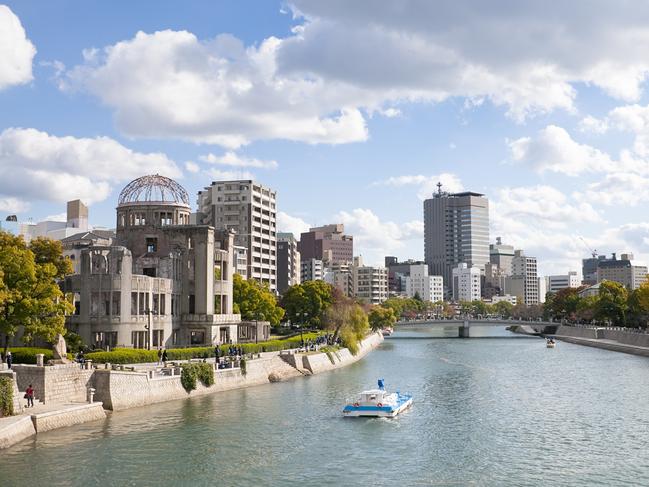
{"left": 0, "top": 332, "right": 383, "bottom": 449}
{"left": 554, "top": 325, "right": 649, "bottom": 357}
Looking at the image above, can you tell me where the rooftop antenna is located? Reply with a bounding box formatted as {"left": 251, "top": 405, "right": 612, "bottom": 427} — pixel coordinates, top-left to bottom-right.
{"left": 437, "top": 181, "right": 442, "bottom": 195}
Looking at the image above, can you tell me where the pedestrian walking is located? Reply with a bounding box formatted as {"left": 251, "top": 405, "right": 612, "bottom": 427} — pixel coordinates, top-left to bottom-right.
{"left": 161, "top": 349, "right": 168, "bottom": 363}
{"left": 6, "top": 351, "right": 12, "bottom": 369}
{"left": 25, "top": 384, "right": 34, "bottom": 408}
{"left": 157, "top": 347, "right": 163, "bottom": 365}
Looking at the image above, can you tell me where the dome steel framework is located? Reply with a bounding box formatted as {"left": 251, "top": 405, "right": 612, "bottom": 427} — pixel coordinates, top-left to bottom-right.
{"left": 118, "top": 174, "right": 190, "bottom": 206}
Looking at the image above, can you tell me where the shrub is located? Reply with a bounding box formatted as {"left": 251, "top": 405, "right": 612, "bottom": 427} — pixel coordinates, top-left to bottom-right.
{"left": 180, "top": 362, "right": 215, "bottom": 391}
{"left": 83, "top": 333, "right": 325, "bottom": 365}
{"left": 85, "top": 348, "right": 157, "bottom": 364}
{"left": 240, "top": 358, "right": 247, "bottom": 376}
{"left": 8, "top": 347, "right": 54, "bottom": 364}
{"left": 0, "top": 377, "right": 13, "bottom": 417}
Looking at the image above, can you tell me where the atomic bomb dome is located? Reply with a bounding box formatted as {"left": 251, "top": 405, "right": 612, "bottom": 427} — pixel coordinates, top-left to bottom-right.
{"left": 118, "top": 174, "right": 190, "bottom": 207}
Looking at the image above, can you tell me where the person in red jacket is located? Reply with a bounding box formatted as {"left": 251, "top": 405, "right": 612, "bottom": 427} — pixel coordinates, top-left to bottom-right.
{"left": 25, "top": 384, "right": 34, "bottom": 408}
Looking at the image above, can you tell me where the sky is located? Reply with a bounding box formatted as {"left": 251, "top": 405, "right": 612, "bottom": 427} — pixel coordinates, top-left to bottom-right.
{"left": 2, "top": 1, "right": 649, "bottom": 276}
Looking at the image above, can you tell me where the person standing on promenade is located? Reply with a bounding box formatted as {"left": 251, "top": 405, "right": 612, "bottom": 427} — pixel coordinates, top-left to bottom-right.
{"left": 157, "top": 347, "right": 163, "bottom": 365}
{"left": 25, "top": 384, "right": 34, "bottom": 408}
{"left": 161, "top": 348, "right": 168, "bottom": 364}
{"left": 6, "top": 351, "right": 12, "bottom": 369}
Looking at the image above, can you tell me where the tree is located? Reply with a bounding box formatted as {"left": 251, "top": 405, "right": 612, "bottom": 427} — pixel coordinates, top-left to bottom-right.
{"left": 596, "top": 280, "right": 628, "bottom": 326}
{"left": 493, "top": 300, "right": 513, "bottom": 318}
{"left": 280, "top": 280, "right": 333, "bottom": 328}
{"left": 0, "top": 232, "right": 73, "bottom": 355}
{"left": 232, "top": 274, "right": 284, "bottom": 326}
{"left": 544, "top": 287, "right": 582, "bottom": 321}
{"left": 576, "top": 295, "right": 598, "bottom": 323}
{"left": 627, "top": 280, "right": 649, "bottom": 328}
{"left": 368, "top": 306, "right": 396, "bottom": 331}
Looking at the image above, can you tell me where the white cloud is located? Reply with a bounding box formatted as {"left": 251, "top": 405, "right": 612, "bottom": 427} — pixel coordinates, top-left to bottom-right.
{"left": 61, "top": 2, "right": 649, "bottom": 146}
{"left": 0, "top": 127, "right": 180, "bottom": 209}
{"left": 0, "top": 197, "right": 29, "bottom": 214}
{"left": 277, "top": 211, "right": 311, "bottom": 237}
{"left": 508, "top": 125, "right": 616, "bottom": 176}
{"left": 333, "top": 208, "right": 423, "bottom": 266}
{"left": 0, "top": 6, "right": 36, "bottom": 90}
{"left": 575, "top": 173, "right": 649, "bottom": 206}
{"left": 64, "top": 30, "right": 368, "bottom": 147}
{"left": 199, "top": 151, "right": 278, "bottom": 169}
{"left": 373, "top": 172, "right": 463, "bottom": 200}
{"left": 184, "top": 161, "right": 200, "bottom": 173}
{"left": 578, "top": 115, "right": 609, "bottom": 134}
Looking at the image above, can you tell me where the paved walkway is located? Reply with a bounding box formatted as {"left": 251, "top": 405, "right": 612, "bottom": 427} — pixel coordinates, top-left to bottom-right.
{"left": 555, "top": 335, "right": 649, "bottom": 357}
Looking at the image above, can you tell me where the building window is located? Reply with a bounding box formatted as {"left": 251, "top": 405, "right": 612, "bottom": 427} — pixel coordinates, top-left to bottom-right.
{"left": 131, "top": 331, "right": 148, "bottom": 349}
{"left": 190, "top": 330, "right": 205, "bottom": 345}
{"left": 146, "top": 237, "right": 157, "bottom": 253}
{"left": 152, "top": 330, "right": 164, "bottom": 347}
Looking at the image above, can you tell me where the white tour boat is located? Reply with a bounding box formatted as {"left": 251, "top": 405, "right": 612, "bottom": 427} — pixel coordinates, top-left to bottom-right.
{"left": 381, "top": 327, "right": 394, "bottom": 337}
{"left": 546, "top": 338, "right": 556, "bottom": 348}
{"left": 343, "top": 380, "right": 413, "bottom": 418}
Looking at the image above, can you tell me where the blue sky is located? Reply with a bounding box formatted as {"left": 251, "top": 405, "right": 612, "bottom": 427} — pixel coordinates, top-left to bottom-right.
{"left": 2, "top": 1, "right": 649, "bottom": 275}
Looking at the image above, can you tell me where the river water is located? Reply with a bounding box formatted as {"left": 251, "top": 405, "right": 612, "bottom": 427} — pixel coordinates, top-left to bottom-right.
{"left": 2, "top": 328, "right": 649, "bottom": 486}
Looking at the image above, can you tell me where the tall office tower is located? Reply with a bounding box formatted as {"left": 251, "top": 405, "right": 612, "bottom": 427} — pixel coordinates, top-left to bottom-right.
{"left": 423, "top": 185, "right": 490, "bottom": 295}
{"left": 301, "top": 258, "right": 324, "bottom": 282}
{"left": 510, "top": 250, "right": 539, "bottom": 305}
{"left": 597, "top": 253, "right": 648, "bottom": 290}
{"left": 198, "top": 180, "right": 277, "bottom": 291}
{"left": 489, "top": 237, "right": 515, "bottom": 275}
{"left": 298, "top": 224, "right": 353, "bottom": 266}
{"left": 452, "top": 263, "right": 482, "bottom": 301}
{"left": 547, "top": 272, "right": 580, "bottom": 293}
{"left": 277, "top": 233, "right": 301, "bottom": 294}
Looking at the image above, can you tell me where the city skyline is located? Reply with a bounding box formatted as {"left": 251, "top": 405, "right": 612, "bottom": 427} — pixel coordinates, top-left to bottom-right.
{"left": 3, "top": 1, "right": 649, "bottom": 275}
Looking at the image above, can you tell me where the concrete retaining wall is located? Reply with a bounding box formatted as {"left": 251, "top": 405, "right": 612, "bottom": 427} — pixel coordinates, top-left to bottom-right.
{"left": 12, "top": 364, "right": 94, "bottom": 404}
{"left": 598, "top": 329, "right": 649, "bottom": 348}
{"left": 96, "top": 356, "right": 303, "bottom": 411}
{"left": 31, "top": 403, "right": 106, "bottom": 433}
{"left": 97, "top": 332, "right": 384, "bottom": 411}
{"left": 555, "top": 326, "right": 599, "bottom": 339}
{"left": 0, "top": 416, "right": 36, "bottom": 449}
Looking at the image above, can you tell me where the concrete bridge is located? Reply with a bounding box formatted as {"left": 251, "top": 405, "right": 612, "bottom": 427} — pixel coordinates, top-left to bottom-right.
{"left": 394, "top": 318, "right": 559, "bottom": 338}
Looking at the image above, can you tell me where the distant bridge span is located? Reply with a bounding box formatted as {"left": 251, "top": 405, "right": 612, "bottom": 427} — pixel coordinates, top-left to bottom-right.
{"left": 394, "top": 318, "right": 559, "bottom": 338}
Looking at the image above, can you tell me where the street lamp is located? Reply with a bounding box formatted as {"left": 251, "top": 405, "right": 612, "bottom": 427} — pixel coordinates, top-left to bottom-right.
{"left": 297, "top": 311, "right": 309, "bottom": 349}
{"left": 144, "top": 308, "right": 153, "bottom": 350}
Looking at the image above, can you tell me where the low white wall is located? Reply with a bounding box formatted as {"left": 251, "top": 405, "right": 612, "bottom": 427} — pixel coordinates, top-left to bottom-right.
{"left": 555, "top": 326, "right": 598, "bottom": 339}
{"left": 31, "top": 403, "right": 106, "bottom": 433}
{"left": 0, "top": 416, "right": 36, "bottom": 449}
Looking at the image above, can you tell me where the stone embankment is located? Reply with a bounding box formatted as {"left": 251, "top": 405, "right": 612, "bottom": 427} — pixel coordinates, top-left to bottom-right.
{"left": 555, "top": 326, "right": 649, "bottom": 357}
{"left": 97, "top": 332, "right": 383, "bottom": 411}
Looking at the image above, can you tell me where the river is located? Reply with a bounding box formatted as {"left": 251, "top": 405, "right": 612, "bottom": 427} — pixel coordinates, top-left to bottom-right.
{"left": 2, "top": 328, "right": 649, "bottom": 486}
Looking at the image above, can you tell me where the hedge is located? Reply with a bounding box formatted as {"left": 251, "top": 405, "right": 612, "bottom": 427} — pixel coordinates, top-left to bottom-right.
{"left": 7, "top": 348, "right": 74, "bottom": 364}
{"left": 0, "top": 376, "right": 13, "bottom": 417}
{"left": 85, "top": 333, "right": 324, "bottom": 365}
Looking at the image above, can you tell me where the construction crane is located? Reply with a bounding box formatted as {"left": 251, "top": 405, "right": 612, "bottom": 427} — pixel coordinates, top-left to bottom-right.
{"left": 578, "top": 236, "right": 598, "bottom": 258}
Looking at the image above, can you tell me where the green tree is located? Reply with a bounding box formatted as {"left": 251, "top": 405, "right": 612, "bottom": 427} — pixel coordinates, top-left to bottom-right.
{"left": 627, "top": 280, "right": 649, "bottom": 328}
{"left": 232, "top": 274, "right": 284, "bottom": 326}
{"left": 0, "top": 233, "right": 73, "bottom": 355}
{"left": 368, "top": 306, "right": 396, "bottom": 331}
{"left": 280, "top": 280, "right": 333, "bottom": 329}
{"left": 596, "top": 280, "right": 628, "bottom": 326}
{"left": 544, "top": 287, "right": 582, "bottom": 321}
{"left": 576, "top": 295, "right": 598, "bottom": 323}
{"left": 493, "top": 300, "right": 513, "bottom": 318}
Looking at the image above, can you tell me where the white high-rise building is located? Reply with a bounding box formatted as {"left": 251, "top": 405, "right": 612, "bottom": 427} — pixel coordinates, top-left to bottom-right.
{"left": 510, "top": 250, "right": 539, "bottom": 305}
{"left": 301, "top": 258, "right": 324, "bottom": 282}
{"left": 198, "top": 180, "right": 277, "bottom": 291}
{"left": 452, "top": 263, "right": 482, "bottom": 302}
{"left": 547, "top": 272, "right": 580, "bottom": 294}
{"left": 404, "top": 264, "right": 443, "bottom": 303}
{"left": 352, "top": 256, "right": 388, "bottom": 305}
